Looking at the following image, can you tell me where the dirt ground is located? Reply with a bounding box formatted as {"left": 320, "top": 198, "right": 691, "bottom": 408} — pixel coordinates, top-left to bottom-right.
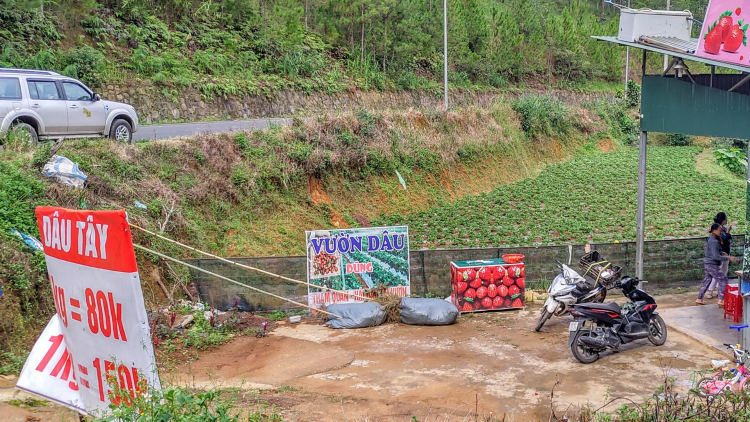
{"left": 164, "top": 290, "right": 721, "bottom": 421}
{"left": 1, "top": 290, "right": 726, "bottom": 422}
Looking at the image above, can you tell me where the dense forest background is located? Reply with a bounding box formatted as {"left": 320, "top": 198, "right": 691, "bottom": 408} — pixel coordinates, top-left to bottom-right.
{"left": 0, "top": 0, "right": 713, "bottom": 95}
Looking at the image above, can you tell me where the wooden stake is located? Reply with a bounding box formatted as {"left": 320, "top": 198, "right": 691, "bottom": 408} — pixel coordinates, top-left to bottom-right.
{"left": 163, "top": 259, "right": 196, "bottom": 302}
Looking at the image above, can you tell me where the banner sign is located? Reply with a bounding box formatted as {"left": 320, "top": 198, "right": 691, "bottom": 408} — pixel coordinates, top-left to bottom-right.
{"left": 16, "top": 207, "right": 159, "bottom": 415}
{"left": 305, "top": 226, "right": 410, "bottom": 306}
{"left": 697, "top": 0, "right": 750, "bottom": 66}
{"left": 16, "top": 315, "right": 85, "bottom": 412}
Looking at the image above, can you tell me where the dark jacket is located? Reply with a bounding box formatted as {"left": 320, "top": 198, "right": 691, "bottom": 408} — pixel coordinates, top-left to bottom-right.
{"left": 704, "top": 235, "right": 728, "bottom": 266}
{"left": 721, "top": 226, "right": 733, "bottom": 254}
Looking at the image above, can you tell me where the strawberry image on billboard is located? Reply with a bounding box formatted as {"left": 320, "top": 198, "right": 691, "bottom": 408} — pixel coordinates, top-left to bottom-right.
{"left": 450, "top": 258, "right": 525, "bottom": 312}
{"left": 697, "top": 0, "right": 750, "bottom": 66}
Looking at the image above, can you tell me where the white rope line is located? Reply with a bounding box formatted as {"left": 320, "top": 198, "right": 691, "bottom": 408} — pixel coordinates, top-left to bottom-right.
{"left": 129, "top": 223, "right": 372, "bottom": 302}
{"left": 132, "top": 243, "right": 342, "bottom": 318}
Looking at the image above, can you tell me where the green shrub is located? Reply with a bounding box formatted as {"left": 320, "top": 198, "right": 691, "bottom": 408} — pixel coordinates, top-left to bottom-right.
{"left": 665, "top": 133, "right": 693, "bottom": 146}
{"left": 626, "top": 80, "right": 641, "bottom": 108}
{"left": 512, "top": 94, "right": 572, "bottom": 139}
{"left": 63, "top": 46, "right": 106, "bottom": 88}
{"left": 714, "top": 148, "right": 748, "bottom": 175}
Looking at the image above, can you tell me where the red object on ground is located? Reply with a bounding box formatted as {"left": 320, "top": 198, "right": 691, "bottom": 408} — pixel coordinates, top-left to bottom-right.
{"left": 502, "top": 254, "right": 525, "bottom": 264}
{"left": 724, "top": 283, "right": 743, "bottom": 323}
{"left": 450, "top": 258, "right": 524, "bottom": 313}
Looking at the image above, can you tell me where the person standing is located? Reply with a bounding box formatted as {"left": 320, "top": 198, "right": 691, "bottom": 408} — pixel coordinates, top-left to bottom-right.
{"left": 705, "top": 212, "right": 733, "bottom": 299}
{"left": 697, "top": 223, "right": 738, "bottom": 307}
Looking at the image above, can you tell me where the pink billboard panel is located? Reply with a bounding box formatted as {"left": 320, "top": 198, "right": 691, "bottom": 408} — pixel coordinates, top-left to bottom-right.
{"left": 696, "top": 0, "right": 750, "bottom": 66}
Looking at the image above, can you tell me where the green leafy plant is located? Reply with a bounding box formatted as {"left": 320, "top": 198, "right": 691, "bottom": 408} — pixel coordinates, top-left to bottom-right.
{"left": 63, "top": 46, "right": 106, "bottom": 88}
{"left": 626, "top": 80, "right": 641, "bottom": 108}
{"left": 93, "top": 383, "right": 282, "bottom": 422}
{"left": 714, "top": 148, "right": 748, "bottom": 175}
{"left": 377, "top": 147, "right": 744, "bottom": 248}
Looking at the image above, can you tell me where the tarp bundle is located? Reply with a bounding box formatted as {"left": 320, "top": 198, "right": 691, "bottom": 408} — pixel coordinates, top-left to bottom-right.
{"left": 325, "top": 303, "right": 387, "bottom": 329}
{"left": 399, "top": 298, "right": 458, "bottom": 326}
{"left": 42, "top": 155, "right": 87, "bottom": 188}
{"left": 325, "top": 298, "right": 459, "bottom": 329}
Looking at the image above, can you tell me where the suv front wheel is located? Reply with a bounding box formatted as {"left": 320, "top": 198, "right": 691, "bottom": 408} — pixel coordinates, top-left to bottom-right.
{"left": 109, "top": 119, "right": 133, "bottom": 144}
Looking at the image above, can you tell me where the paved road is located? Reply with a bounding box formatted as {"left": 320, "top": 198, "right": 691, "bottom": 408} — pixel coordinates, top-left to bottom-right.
{"left": 133, "top": 117, "right": 293, "bottom": 141}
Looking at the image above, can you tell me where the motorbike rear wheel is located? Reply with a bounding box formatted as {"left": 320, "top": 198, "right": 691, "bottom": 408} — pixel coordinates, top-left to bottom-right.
{"left": 648, "top": 315, "right": 668, "bottom": 346}
{"left": 571, "top": 329, "right": 600, "bottom": 364}
{"left": 534, "top": 309, "right": 551, "bottom": 332}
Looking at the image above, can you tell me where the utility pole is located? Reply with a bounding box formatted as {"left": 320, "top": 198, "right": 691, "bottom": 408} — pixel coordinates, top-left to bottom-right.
{"left": 635, "top": 130, "right": 647, "bottom": 287}
{"left": 443, "top": 0, "right": 448, "bottom": 109}
{"left": 664, "top": 0, "right": 671, "bottom": 71}
{"left": 625, "top": 0, "right": 631, "bottom": 94}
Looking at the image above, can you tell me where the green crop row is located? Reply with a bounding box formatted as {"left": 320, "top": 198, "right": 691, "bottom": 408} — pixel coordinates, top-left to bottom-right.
{"left": 376, "top": 146, "right": 745, "bottom": 248}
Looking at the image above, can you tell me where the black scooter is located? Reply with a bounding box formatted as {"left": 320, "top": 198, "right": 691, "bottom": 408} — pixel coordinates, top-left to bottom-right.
{"left": 567, "top": 276, "right": 667, "bottom": 363}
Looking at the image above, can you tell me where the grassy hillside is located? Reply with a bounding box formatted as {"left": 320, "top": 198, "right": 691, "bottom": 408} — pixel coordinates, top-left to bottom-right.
{"left": 377, "top": 146, "right": 745, "bottom": 248}
{"left": 0, "top": 0, "right": 630, "bottom": 97}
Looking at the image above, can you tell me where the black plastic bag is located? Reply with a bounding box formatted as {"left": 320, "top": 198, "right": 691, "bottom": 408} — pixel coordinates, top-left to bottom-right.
{"left": 325, "top": 302, "right": 387, "bottom": 329}
{"left": 399, "top": 298, "right": 459, "bottom": 326}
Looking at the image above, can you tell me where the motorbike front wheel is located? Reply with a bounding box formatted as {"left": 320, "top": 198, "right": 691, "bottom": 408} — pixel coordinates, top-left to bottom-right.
{"left": 534, "top": 309, "right": 551, "bottom": 332}
{"left": 571, "top": 329, "right": 600, "bottom": 364}
{"left": 648, "top": 315, "right": 668, "bottom": 346}
{"left": 594, "top": 288, "right": 607, "bottom": 303}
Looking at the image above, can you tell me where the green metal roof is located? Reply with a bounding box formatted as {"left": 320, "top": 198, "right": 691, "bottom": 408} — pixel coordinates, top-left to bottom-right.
{"left": 592, "top": 36, "right": 750, "bottom": 73}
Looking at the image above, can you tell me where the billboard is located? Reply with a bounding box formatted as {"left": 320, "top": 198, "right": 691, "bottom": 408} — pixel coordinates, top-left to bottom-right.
{"left": 697, "top": 1, "right": 750, "bottom": 65}
{"left": 305, "top": 226, "right": 410, "bottom": 306}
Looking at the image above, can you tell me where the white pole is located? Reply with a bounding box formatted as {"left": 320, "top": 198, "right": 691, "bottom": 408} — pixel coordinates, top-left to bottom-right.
{"left": 636, "top": 131, "right": 647, "bottom": 287}
{"left": 625, "top": 47, "right": 630, "bottom": 93}
{"left": 443, "top": 0, "right": 448, "bottom": 109}
{"left": 625, "top": 0, "right": 630, "bottom": 95}
{"left": 664, "top": 0, "right": 670, "bottom": 71}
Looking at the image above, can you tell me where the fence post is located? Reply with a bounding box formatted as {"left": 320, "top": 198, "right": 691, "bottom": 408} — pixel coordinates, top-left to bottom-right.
{"left": 420, "top": 250, "right": 427, "bottom": 297}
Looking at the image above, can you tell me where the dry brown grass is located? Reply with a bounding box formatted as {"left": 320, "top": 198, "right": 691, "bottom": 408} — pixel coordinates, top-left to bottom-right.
{"left": 372, "top": 292, "right": 402, "bottom": 323}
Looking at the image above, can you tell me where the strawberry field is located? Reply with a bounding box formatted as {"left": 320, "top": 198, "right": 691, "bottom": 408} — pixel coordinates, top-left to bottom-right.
{"left": 377, "top": 146, "right": 745, "bottom": 248}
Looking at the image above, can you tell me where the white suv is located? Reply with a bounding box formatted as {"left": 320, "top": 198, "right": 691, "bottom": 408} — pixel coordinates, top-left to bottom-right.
{"left": 0, "top": 68, "right": 139, "bottom": 144}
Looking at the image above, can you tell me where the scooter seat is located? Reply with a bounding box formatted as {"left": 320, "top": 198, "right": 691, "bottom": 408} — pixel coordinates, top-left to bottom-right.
{"left": 575, "top": 302, "right": 621, "bottom": 313}
{"left": 712, "top": 359, "right": 731, "bottom": 368}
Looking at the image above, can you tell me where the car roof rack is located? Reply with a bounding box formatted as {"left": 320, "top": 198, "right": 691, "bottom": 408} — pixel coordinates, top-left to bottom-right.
{"left": 0, "top": 68, "right": 61, "bottom": 76}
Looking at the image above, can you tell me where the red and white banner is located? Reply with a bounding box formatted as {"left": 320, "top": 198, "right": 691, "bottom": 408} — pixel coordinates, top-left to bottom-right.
{"left": 16, "top": 207, "right": 159, "bottom": 415}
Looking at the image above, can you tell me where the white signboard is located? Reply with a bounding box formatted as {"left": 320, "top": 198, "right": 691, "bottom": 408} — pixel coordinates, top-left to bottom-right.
{"left": 16, "top": 207, "right": 159, "bottom": 415}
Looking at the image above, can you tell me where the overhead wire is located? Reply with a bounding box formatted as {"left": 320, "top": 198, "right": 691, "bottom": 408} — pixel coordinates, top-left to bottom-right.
{"left": 129, "top": 223, "right": 372, "bottom": 302}
{"left": 132, "top": 243, "right": 342, "bottom": 318}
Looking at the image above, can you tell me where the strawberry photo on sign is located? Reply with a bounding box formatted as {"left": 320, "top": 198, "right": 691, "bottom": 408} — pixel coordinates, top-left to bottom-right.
{"left": 697, "top": 0, "right": 750, "bottom": 66}
{"left": 450, "top": 258, "right": 525, "bottom": 313}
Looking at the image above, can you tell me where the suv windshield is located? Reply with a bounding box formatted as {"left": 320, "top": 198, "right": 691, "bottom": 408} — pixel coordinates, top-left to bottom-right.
{"left": 0, "top": 77, "right": 22, "bottom": 100}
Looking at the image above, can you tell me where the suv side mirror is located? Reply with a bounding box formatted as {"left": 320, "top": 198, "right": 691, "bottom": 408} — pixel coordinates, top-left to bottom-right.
{"left": 93, "top": 93, "right": 101, "bottom": 101}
